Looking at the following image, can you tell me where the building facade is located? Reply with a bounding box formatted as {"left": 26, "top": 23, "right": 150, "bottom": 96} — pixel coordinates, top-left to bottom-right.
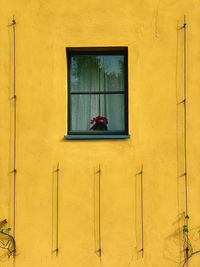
{"left": 1, "top": 0, "right": 200, "bottom": 266}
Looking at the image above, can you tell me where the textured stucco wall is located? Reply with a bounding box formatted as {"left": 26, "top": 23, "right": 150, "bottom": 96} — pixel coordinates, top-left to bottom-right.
{"left": 1, "top": 0, "right": 200, "bottom": 266}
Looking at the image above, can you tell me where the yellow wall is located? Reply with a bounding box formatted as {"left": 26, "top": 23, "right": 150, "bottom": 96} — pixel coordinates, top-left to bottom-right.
{"left": 1, "top": 0, "right": 200, "bottom": 266}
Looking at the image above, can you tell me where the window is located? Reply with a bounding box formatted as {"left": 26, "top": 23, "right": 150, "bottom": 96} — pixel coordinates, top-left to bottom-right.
{"left": 66, "top": 47, "right": 129, "bottom": 139}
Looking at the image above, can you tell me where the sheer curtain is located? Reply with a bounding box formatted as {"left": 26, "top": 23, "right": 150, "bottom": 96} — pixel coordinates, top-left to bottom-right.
{"left": 70, "top": 55, "right": 124, "bottom": 131}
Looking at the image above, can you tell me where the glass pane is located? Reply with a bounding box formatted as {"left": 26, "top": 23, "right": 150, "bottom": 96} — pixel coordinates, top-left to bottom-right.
{"left": 99, "top": 94, "right": 125, "bottom": 131}
{"left": 70, "top": 94, "right": 125, "bottom": 131}
{"left": 70, "top": 55, "right": 124, "bottom": 92}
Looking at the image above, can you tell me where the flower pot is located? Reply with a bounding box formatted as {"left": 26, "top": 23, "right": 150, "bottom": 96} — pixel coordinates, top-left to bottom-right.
{"left": 90, "top": 122, "right": 108, "bottom": 131}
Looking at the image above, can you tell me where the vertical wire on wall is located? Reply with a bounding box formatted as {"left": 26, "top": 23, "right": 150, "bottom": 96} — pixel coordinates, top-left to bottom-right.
{"left": 178, "top": 15, "right": 189, "bottom": 260}
{"left": 183, "top": 15, "right": 189, "bottom": 258}
{"left": 178, "top": 16, "right": 200, "bottom": 267}
{"left": 56, "top": 163, "right": 59, "bottom": 256}
{"left": 12, "top": 15, "right": 16, "bottom": 250}
{"left": 180, "top": 15, "right": 189, "bottom": 258}
{"left": 140, "top": 165, "right": 144, "bottom": 258}
{"left": 180, "top": 16, "right": 200, "bottom": 266}
{"left": 98, "top": 164, "right": 101, "bottom": 258}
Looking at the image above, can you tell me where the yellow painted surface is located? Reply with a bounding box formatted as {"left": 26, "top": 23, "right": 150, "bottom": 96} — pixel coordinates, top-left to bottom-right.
{"left": 1, "top": 0, "right": 200, "bottom": 266}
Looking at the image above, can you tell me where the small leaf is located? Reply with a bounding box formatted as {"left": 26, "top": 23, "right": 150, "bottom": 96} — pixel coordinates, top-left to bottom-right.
{"left": 183, "top": 225, "right": 188, "bottom": 232}
{"left": 185, "top": 215, "right": 190, "bottom": 219}
{"left": 3, "top": 228, "right": 11, "bottom": 234}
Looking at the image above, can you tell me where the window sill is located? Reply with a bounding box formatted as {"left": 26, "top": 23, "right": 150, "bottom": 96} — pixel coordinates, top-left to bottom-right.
{"left": 64, "top": 135, "right": 130, "bottom": 140}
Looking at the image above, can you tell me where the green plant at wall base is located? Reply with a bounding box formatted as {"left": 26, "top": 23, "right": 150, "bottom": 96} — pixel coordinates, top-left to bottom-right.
{"left": 1, "top": 228, "right": 11, "bottom": 234}
{"left": 0, "top": 219, "right": 11, "bottom": 234}
{"left": 183, "top": 214, "right": 189, "bottom": 233}
{"left": 183, "top": 225, "right": 188, "bottom": 232}
{"left": 0, "top": 219, "right": 15, "bottom": 256}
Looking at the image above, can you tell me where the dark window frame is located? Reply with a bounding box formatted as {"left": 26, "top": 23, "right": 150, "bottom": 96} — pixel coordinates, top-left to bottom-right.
{"left": 66, "top": 47, "right": 129, "bottom": 136}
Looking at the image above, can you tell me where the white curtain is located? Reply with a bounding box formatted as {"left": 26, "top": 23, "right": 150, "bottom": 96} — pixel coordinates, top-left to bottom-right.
{"left": 71, "top": 55, "right": 124, "bottom": 131}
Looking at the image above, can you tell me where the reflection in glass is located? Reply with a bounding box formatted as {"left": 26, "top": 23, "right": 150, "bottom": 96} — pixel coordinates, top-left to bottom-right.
{"left": 71, "top": 55, "right": 124, "bottom": 92}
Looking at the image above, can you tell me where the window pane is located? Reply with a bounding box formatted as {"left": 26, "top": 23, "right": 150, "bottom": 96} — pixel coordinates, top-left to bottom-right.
{"left": 70, "top": 55, "right": 124, "bottom": 92}
{"left": 70, "top": 94, "right": 124, "bottom": 131}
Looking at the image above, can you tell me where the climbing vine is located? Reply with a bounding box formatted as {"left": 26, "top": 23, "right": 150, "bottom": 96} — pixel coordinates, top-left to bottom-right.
{"left": 0, "top": 219, "right": 15, "bottom": 257}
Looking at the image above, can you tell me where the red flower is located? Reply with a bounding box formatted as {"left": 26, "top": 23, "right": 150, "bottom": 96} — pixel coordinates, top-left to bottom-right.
{"left": 90, "top": 116, "right": 108, "bottom": 125}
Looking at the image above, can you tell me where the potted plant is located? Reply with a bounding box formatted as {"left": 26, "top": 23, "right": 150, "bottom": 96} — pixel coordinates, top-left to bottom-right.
{"left": 90, "top": 116, "right": 108, "bottom": 130}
